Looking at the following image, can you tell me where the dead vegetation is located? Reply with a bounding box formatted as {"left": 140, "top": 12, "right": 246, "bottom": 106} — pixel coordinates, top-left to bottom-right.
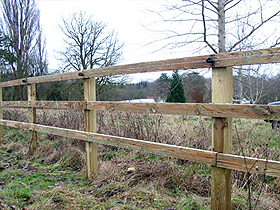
{"left": 1, "top": 108, "right": 280, "bottom": 209}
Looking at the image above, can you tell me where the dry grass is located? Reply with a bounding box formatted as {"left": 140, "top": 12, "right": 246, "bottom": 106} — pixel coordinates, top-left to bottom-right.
{"left": 30, "top": 185, "right": 98, "bottom": 210}
{"left": 1, "top": 108, "right": 280, "bottom": 209}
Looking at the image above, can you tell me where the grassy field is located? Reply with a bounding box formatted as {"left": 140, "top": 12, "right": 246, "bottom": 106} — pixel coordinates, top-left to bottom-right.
{"left": 0, "top": 108, "right": 280, "bottom": 209}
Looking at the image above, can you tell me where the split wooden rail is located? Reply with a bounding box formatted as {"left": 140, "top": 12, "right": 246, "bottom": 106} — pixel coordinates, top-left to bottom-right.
{"left": 1, "top": 47, "right": 280, "bottom": 209}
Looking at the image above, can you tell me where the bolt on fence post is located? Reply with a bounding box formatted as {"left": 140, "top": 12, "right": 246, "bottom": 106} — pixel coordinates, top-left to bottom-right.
{"left": 84, "top": 77, "right": 98, "bottom": 179}
{"left": 28, "top": 83, "right": 37, "bottom": 155}
{"left": 211, "top": 66, "right": 233, "bottom": 210}
{"left": 0, "top": 87, "right": 3, "bottom": 146}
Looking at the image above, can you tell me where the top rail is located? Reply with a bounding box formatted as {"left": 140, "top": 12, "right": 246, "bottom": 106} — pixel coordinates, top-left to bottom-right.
{"left": 1, "top": 47, "right": 280, "bottom": 88}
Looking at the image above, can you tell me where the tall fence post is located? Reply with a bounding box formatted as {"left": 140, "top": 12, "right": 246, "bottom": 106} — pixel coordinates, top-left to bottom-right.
{"left": 211, "top": 67, "right": 233, "bottom": 210}
{"left": 0, "top": 87, "right": 3, "bottom": 146}
{"left": 28, "top": 83, "right": 37, "bottom": 155}
{"left": 84, "top": 77, "right": 98, "bottom": 179}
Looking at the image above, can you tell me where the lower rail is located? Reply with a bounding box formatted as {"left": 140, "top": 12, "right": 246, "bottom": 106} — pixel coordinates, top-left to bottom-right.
{"left": 0, "top": 119, "right": 279, "bottom": 177}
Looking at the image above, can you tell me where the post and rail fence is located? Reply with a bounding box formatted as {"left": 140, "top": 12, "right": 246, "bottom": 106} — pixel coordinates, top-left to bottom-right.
{"left": 1, "top": 47, "right": 280, "bottom": 209}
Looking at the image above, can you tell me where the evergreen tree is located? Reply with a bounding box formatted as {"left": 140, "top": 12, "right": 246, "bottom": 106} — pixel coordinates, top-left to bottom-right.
{"left": 166, "top": 71, "right": 186, "bottom": 103}
{"left": 0, "top": 33, "right": 17, "bottom": 67}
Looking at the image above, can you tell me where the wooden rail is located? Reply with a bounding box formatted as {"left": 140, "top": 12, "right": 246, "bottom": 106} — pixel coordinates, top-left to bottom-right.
{"left": 0, "top": 119, "right": 279, "bottom": 177}
{"left": 1, "top": 46, "right": 280, "bottom": 210}
{"left": 0, "top": 47, "right": 280, "bottom": 88}
{"left": 2, "top": 101, "right": 280, "bottom": 120}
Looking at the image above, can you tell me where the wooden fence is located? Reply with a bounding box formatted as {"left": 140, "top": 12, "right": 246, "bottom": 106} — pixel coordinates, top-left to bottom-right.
{"left": 1, "top": 47, "right": 280, "bottom": 209}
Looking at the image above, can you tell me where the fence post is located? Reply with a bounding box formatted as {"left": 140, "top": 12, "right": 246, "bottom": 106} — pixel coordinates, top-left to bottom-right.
{"left": 84, "top": 77, "right": 98, "bottom": 179}
{"left": 28, "top": 83, "right": 37, "bottom": 155}
{"left": 211, "top": 67, "right": 233, "bottom": 210}
{"left": 0, "top": 87, "right": 3, "bottom": 146}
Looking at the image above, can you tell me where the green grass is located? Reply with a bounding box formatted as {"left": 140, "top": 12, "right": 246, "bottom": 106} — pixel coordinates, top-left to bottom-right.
{"left": 0, "top": 140, "right": 212, "bottom": 209}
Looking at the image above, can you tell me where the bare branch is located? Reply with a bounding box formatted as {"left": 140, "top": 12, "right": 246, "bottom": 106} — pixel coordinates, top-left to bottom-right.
{"left": 205, "top": 0, "right": 218, "bottom": 12}
{"left": 202, "top": 0, "right": 217, "bottom": 53}
{"left": 228, "top": 10, "right": 280, "bottom": 52}
{"left": 270, "top": 37, "right": 280, "bottom": 48}
{"left": 179, "top": 0, "right": 218, "bottom": 15}
{"left": 225, "top": 0, "right": 242, "bottom": 12}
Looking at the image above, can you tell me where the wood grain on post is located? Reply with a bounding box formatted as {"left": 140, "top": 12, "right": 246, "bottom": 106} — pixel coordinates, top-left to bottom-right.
{"left": 84, "top": 77, "right": 98, "bottom": 179}
{"left": 0, "top": 87, "right": 3, "bottom": 146}
{"left": 211, "top": 66, "right": 233, "bottom": 210}
{"left": 28, "top": 84, "right": 37, "bottom": 155}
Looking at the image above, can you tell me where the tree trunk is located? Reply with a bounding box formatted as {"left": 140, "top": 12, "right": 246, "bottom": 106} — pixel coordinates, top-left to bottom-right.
{"left": 218, "top": 0, "right": 226, "bottom": 53}
{"left": 238, "top": 68, "right": 243, "bottom": 103}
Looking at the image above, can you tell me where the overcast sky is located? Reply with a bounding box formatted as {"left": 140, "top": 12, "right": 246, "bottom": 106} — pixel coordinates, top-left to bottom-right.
{"left": 37, "top": 0, "right": 192, "bottom": 82}
{"left": 37, "top": 0, "right": 280, "bottom": 82}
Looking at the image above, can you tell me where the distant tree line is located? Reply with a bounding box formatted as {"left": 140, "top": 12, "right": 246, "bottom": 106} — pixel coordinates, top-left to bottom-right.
{"left": 63, "top": 70, "right": 278, "bottom": 104}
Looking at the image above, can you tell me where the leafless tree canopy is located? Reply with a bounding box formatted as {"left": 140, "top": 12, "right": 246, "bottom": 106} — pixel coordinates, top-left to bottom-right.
{"left": 145, "top": 0, "right": 280, "bottom": 105}
{"left": 59, "top": 11, "right": 124, "bottom": 100}
{"left": 59, "top": 11, "right": 123, "bottom": 72}
{"left": 147, "top": 0, "right": 280, "bottom": 54}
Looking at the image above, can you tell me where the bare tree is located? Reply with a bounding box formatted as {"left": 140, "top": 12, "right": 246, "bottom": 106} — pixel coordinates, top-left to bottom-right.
{"left": 59, "top": 11, "right": 123, "bottom": 70}
{"left": 232, "top": 15, "right": 273, "bottom": 104}
{"left": 147, "top": 0, "right": 280, "bottom": 54}
{"left": 240, "top": 66, "right": 275, "bottom": 104}
{"left": 0, "top": 0, "right": 47, "bottom": 100}
{"left": 28, "top": 30, "right": 48, "bottom": 77}
{"left": 147, "top": 0, "right": 280, "bottom": 105}
{"left": 59, "top": 11, "right": 124, "bottom": 99}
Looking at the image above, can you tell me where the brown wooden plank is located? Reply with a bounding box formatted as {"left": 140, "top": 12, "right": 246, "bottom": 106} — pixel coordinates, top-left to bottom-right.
{"left": 2, "top": 101, "right": 280, "bottom": 120}
{"left": 0, "top": 119, "right": 215, "bottom": 165}
{"left": 215, "top": 47, "right": 280, "bottom": 67}
{"left": 0, "top": 55, "right": 211, "bottom": 87}
{"left": 0, "top": 101, "right": 86, "bottom": 109}
{"left": 0, "top": 47, "right": 280, "bottom": 88}
{"left": 89, "top": 102, "right": 280, "bottom": 120}
{"left": 0, "top": 119, "right": 279, "bottom": 177}
{"left": 217, "top": 153, "right": 280, "bottom": 177}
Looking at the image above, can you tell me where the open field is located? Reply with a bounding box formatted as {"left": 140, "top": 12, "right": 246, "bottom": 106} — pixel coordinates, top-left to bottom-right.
{"left": 0, "top": 108, "right": 280, "bottom": 209}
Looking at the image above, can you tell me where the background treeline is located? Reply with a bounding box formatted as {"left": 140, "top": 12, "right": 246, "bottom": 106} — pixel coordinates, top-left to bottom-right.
{"left": 3, "top": 70, "right": 280, "bottom": 104}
